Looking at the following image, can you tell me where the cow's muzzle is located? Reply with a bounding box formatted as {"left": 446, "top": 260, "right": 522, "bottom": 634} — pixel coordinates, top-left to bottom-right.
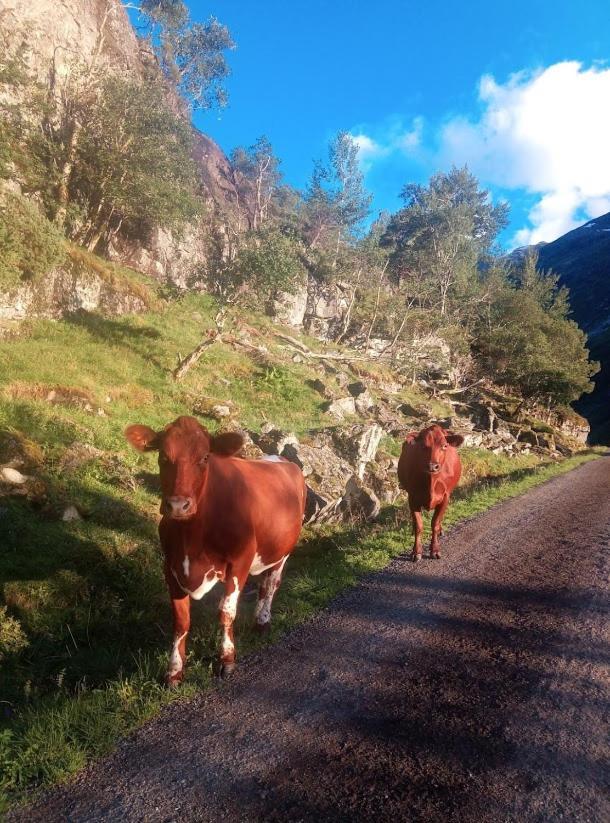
{"left": 163, "top": 496, "right": 196, "bottom": 519}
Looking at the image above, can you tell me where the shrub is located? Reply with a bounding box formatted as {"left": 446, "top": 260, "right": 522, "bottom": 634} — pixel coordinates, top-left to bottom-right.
{"left": 0, "top": 192, "right": 65, "bottom": 289}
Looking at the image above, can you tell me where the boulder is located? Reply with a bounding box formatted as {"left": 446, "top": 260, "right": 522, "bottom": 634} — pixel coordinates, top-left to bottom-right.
{"left": 354, "top": 391, "right": 375, "bottom": 415}
{"left": 331, "top": 424, "right": 383, "bottom": 480}
{"left": 340, "top": 476, "right": 381, "bottom": 522}
{"left": 0, "top": 466, "right": 29, "bottom": 485}
{"left": 323, "top": 397, "right": 356, "bottom": 419}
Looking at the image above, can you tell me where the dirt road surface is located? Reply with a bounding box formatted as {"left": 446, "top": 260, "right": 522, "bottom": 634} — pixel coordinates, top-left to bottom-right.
{"left": 12, "top": 456, "right": 610, "bottom": 822}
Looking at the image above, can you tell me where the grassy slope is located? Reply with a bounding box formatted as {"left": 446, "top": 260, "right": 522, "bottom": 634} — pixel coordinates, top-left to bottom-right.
{"left": 0, "top": 291, "right": 601, "bottom": 811}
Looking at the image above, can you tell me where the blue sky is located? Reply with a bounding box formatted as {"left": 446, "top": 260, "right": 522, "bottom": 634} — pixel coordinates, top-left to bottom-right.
{"left": 177, "top": 1, "right": 610, "bottom": 248}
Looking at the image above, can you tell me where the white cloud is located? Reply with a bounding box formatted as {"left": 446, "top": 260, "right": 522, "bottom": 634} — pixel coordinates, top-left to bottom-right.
{"left": 351, "top": 117, "right": 424, "bottom": 171}
{"left": 439, "top": 62, "right": 610, "bottom": 245}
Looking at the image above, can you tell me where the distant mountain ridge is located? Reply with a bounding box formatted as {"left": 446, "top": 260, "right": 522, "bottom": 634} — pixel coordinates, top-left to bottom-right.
{"left": 513, "top": 213, "right": 610, "bottom": 442}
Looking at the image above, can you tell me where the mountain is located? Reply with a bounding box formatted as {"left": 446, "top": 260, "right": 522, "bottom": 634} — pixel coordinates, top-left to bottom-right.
{"left": 515, "top": 213, "right": 610, "bottom": 443}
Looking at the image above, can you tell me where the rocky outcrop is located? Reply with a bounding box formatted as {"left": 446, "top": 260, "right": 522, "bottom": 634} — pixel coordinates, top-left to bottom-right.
{"left": 0, "top": 265, "right": 147, "bottom": 321}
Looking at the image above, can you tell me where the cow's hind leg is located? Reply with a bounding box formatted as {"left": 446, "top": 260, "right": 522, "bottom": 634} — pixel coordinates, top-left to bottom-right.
{"left": 411, "top": 508, "right": 424, "bottom": 562}
{"left": 254, "top": 557, "right": 288, "bottom": 633}
{"left": 430, "top": 496, "right": 449, "bottom": 559}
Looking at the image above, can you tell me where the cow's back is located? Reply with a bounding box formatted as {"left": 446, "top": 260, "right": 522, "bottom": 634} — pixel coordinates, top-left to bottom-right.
{"left": 202, "top": 456, "right": 305, "bottom": 555}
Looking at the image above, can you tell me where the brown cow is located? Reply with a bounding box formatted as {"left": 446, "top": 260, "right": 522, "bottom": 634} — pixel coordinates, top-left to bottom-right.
{"left": 125, "top": 416, "right": 306, "bottom": 685}
{"left": 397, "top": 424, "right": 464, "bottom": 562}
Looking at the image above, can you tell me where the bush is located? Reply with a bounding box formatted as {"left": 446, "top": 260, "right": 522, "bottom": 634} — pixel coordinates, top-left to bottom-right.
{"left": 0, "top": 192, "right": 65, "bottom": 289}
{"left": 0, "top": 606, "right": 28, "bottom": 663}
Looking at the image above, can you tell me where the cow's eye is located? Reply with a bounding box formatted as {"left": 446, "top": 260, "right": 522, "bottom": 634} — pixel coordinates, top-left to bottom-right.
{"left": 198, "top": 455, "right": 209, "bottom": 467}
{"left": 442, "top": 444, "right": 448, "bottom": 450}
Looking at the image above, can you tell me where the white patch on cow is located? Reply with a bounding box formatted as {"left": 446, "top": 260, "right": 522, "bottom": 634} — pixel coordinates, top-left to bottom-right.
{"left": 220, "top": 577, "right": 240, "bottom": 619}
{"left": 261, "top": 454, "right": 283, "bottom": 462}
{"left": 249, "top": 552, "right": 287, "bottom": 576}
{"left": 172, "top": 566, "right": 219, "bottom": 600}
{"left": 255, "top": 558, "right": 287, "bottom": 626}
{"left": 221, "top": 634, "right": 235, "bottom": 658}
{"left": 182, "top": 555, "right": 190, "bottom": 578}
{"left": 168, "top": 631, "right": 187, "bottom": 676}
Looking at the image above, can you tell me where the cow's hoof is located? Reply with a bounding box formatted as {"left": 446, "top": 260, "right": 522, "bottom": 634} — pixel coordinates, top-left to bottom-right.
{"left": 431, "top": 552, "right": 441, "bottom": 560}
{"left": 220, "top": 661, "right": 236, "bottom": 678}
{"left": 165, "top": 673, "right": 183, "bottom": 689}
{"left": 254, "top": 621, "right": 271, "bottom": 635}
{"left": 411, "top": 553, "right": 422, "bottom": 563}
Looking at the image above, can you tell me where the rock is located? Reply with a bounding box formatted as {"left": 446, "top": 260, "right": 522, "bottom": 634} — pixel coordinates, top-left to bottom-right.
{"left": 58, "top": 443, "right": 104, "bottom": 473}
{"left": 518, "top": 429, "right": 538, "bottom": 447}
{"left": 0, "top": 466, "right": 29, "bottom": 485}
{"left": 270, "top": 280, "right": 308, "bottom": 327}
{"left": 62, "top": 505, "right": 82, "bottom": 522}
{"left": 324, "top": 397, "right": 356, "bottom": 419}
{"left": 462, "top": 431, "right": 484, "bottom": 448}
{"left": 304, "top": 485, "right": 328, "bottom": 523}
{"left": 354, "top": 390, "right": 375, "bottom": 415}
{"left": 210, "top": 404, "right": 232, "bottom": 419}
{"left": 340, "top": 476, "right": 381, "bottom": 522}
{"left": 332, "top": 424, "right": 383, "bottom": 480}
{"left": 292, "top": 354, "right": 303, "bottom": 363}
{"left": 253, "top": 428, "right": 299, "bottom": 456}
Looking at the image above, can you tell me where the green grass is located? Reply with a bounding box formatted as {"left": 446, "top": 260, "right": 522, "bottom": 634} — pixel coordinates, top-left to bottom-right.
{"left": 0, "top": 294, "right": 602, "bottom": 812}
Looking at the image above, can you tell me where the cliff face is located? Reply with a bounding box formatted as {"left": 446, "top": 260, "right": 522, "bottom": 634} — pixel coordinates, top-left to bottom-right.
{"left": 0, "top": 0, "right": 243, "bottom": 289}
{"left": 0, "top": 0, "right": 142, "bottom": 80}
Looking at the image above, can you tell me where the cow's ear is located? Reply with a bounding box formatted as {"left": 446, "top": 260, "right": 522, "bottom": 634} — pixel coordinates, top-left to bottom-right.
{"left": 445, "top": 433, "right": 464, "bottom": 448}
{"left": 125, "top": 424, "right": 160, "bottom": 452}
{"left": 404, "top": 431, "right": 419, "bottom": 444}
{"left": 210, "top": 431, "right": 244, "bottom": 456}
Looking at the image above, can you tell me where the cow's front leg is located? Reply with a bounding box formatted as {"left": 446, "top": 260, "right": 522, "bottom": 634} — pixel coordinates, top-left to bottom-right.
{"left": 254, "top": 557, "right": 288, "bottom": 634}
{"left": 411, "top": 508, "right": 424, "bottom": 562}
{"left": 165, "top": 569, "right": 191, "bottom": 688}
{"left": 430, "top": 496, "right": 449, "bottom": 559}
{"left": 219, "top": 572, "right": 244, "bottom": 677}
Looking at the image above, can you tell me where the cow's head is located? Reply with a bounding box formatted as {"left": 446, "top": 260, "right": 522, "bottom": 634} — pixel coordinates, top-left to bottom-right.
{"left": 125, "top": 416, "right": 244, "bottom": 520}
{"left": 405, "top": 425, "right": 464, "bottom": 475}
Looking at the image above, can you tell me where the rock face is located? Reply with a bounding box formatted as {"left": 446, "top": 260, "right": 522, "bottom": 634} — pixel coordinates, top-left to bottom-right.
{"left": 0, "top": 265, "right": 147, "bottom": 321}
{"left": 0, "top": 0, "right": 243, "bottom": 300}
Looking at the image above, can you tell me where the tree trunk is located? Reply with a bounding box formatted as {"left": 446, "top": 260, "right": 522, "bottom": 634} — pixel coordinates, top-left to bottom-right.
{"left": 55, "top": 118, "right": 83, "bottom": 228}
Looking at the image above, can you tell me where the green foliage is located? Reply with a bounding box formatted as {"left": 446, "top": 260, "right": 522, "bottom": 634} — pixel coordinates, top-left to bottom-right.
{"left": 67, "top": 76, "right": 201, "bottom": 249}
{"left": 231, "top": 228, "right": 308, "bottom": 302}
{"left": 0, "top": 607, "right": 28, "bottom": 663}
{"left": 304, "top": 131, "right": 372, "bottom": 249}
{"left": 230, "top": 136, "right": 283, "bottom": 230}
{"left": 0, "top": 193, "right": 65, "bottom": 288}
{"left": 382, "top": 167, "right": 508, "bottom": 316}
{"left": 136, "top": 1, "right": 234, "bottom": 111}
{"left": 475, "top": 262, "right": 598, "bottom": 404}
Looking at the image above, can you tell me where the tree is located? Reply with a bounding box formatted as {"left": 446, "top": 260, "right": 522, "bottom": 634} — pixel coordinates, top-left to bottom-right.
{"left": 67, "top": 76, "right": 201, "bottom": 251}
{"left": 134, "top": 0, "right": 234, "bottom": 111}
{"left": 214, "top": 227, "right": 307, "bottom": 306}
{"left": 382, "top": 167, "right": 509, "bottom": 317}
{"left": 474, "top": 260, "right": 598, "bottom": 405}
{"left": 304, "top": 131, "right": 372, "bottom": 252}
{"left": 230, "top": 136, "right": 283, "bottom": 231}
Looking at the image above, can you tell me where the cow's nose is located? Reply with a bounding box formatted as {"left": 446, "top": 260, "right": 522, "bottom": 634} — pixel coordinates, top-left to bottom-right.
{"left": 165, "top": 496, "right": 194, "bottom": 517}
{"left": 429, "top": 462, "right": 440, "bottom": 473}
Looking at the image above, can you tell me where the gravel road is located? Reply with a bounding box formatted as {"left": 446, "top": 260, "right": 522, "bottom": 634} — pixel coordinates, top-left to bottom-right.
{"left": 11, "top": 456, "right": 610, "bottom": 822}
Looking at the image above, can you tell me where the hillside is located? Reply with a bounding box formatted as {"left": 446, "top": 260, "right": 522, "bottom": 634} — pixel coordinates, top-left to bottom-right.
{"left": 512, "top": 213, "right": 610, "bottom": 442}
